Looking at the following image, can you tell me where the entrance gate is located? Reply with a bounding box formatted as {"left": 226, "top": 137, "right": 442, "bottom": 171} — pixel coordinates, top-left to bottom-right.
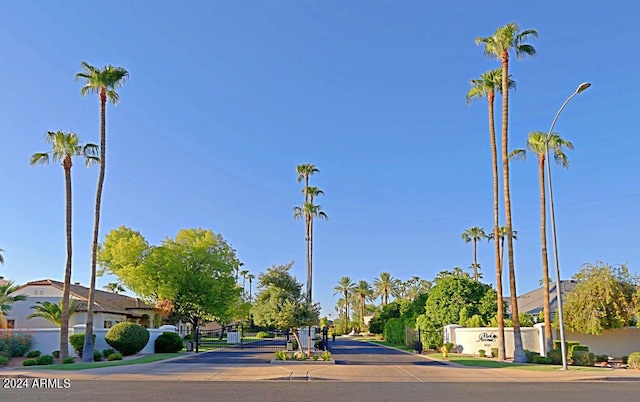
{"left": 194, "top": 326, "right": 289, "bottom": 352}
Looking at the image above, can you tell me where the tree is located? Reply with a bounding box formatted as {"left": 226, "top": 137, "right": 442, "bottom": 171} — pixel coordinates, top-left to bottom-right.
{"left": 476, "top": 22, "right": 537, "bottom": 363}
{"left": 246, "top": 273, "right": 255, "bottom": 301}
{"left": 0, "top": 248, "right": 4, "bottom": 264}
{"left": 563, "top": 262, "right": 638, "bottom": 335}
{"left": 333, "top": 276, "right": 355, "bottom": 331}
{"left": 97, "top": 226, "right": 241, "bottom": 330}
{"left": 374, "top": 272, "right": 400, "bottom": 306}
{"left": 467, "top": 68, "right": 515, "bottom": 360}
{"left": 461, "top": 227, "right": 488, "bottom": 282}
{"left": 354, "top": 280, "right": 374, "bottom": 328}
{"left": 0, "top": 281, "right": 27, "bottom": 328}
{"left": 294, "top": 164, "right": 321, "bottom": 303}
{"left": 30, "top": 130, "right": 99, "bottom": 359}
{"left": 27, "top": 300, "right": 84, "bottom": 327}
{"left": 511, "top": 131, "right": 573, "bottom": 353}
{"left": 76, "top": 61, "right": 129, "bottom": 362}
{"left": 103, "top": 282, "right": 126, "bottom": 294}
{"left": 240, "top": 269, "right": 249, "bottom": 300}
{"left": 251, "top": 262, "right": 320, "bottom": 355}
{"left": 368, "top": 301, "right": 402, "bottom": 334}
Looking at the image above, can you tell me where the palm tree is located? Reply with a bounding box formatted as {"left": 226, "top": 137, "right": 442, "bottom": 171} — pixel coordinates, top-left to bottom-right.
{"left": 476, "top": 23, "right": 537, "bottom": 363}
{"left": 246, "top": 273, "right": 255, "bottom": 301}
{"left": 467, "top": 68, "right": 515, "bottom": 361}
{"left": 461, "top": 227, "right": 488, "bottom": 282}
{"left": 511, "top": 131, "right": 573, "bottom": 354}
{"left": 354, "top": 280, "right": 374, "bottom": 328}
{"left": 27, "top": 300, "right": 84, "bottom": 326}
{"left": 240, "top": 270, "right": 249, "bottom": 300}
{"left": 295, "top": 163, "right": 320, "bottom": 302}
{"left": 373, "top": 272, "right": 399, "bottom": 306}
{"left": 293, "top": 200, "right": 327, "bottom": 302}
{"left": 306, "top": 186, "right": 325, "bottom": 304}
{"left": 0, "top": 248, "right": 4, "bottom": 264}
{"left": 333, "top": 277, "right": 355, "bottom": 331}
{"left": 76, "top": 61, "right": 128, "bottom": 362}
{"left": 0, "top": 281, "right": 27, "bottom": 328}
{"left": 30, "top": 130, "right": 99, "bottom": 359}
{"left": 103, "top": 282, "right": 125, "bottom": 294}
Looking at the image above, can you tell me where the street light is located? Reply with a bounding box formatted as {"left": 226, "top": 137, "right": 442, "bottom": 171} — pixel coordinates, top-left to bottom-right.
{"left": 545, "top": 82, "right": 590, "bottom": 370}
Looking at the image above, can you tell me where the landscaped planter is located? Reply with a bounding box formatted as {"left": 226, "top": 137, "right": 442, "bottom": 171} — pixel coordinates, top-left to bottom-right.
{"left": 270, "top": 359, "right": 335, "bottom": 364}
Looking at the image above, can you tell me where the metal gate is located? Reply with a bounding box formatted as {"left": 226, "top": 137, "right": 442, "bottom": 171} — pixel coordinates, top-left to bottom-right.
{"left": 194, "top": 326, "right": 289, "bottom": 352}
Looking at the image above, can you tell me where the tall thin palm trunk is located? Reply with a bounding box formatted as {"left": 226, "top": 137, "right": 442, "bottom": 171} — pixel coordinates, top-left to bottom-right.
{"left": 83, "top": 88, "right": 107, "bottom": 362}
{"left": 60, "top": 156, "right": 73, "bottom": 360}
{"left": 538, "top": 154, "right": 553, "bottom": 353}
{"left": 488, "top": 90, "right": 506, "bottom": 361}
{"left": 501, "top": 49, "right": 525, "bottom": 363}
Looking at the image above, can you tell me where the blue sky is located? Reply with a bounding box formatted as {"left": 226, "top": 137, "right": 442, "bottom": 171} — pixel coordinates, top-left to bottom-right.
{"left": 1, "top": 2, "right": 638, "bottom": 318}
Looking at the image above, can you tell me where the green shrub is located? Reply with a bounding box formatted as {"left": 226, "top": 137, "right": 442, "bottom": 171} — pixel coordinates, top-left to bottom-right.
{"left": 155, "top": 332, "right": 183, "bottom": 353}
{"left": 491, "top": 348, "right": 499, "bottom": 358}
{"left": 532, "top": 355, "right": 552, "bottom": 364}
{"left": 36, "top": 354, "right": 54, "bottom": 365}
{"left": 321, "top": 351, "right": 331, "bottom": 361}
{"left": 478, "top": 349, "right": 486, "bottom": 357}
{"left": 572, "top": 351, "right": 595, "bottom": 366}
{"left": 627, "top": 352, "right": 640, "bottom": 370}
{"left": 256, "top": 331, "right": 274, "bottom": 339}
{"left": 93, "top": 350, "right": 103, "bottom": 362}
{"left": 312, "top": 354, "right": 319, "bottom": 361}
{"left": 553, "top": 340, "right": 580, "bottom": 358}
{"left": 523, "top": 350, "right": 540, "bottom": 363}
{"left": 274, "top": 350, "right": 287, "bottom": 360}
{"left": 546, "top": 349, "right": 563, "bottom": 365}
{"left": 444, "top": 342, "right": 455, "bottom": 353}
{"left": 27, "top": 350, "right": 41, "bottom": 358}
{"left": 0, "top": 331, "right": 34, "bottom": 357}
{"left": 595, "top": 354, "right": 609, "bottom": 363}
{"left": 0, "top": 350, "right": 10, "bottom": 360}
{"left": 572, "top": 345, "right": 589, "bottom": 354}
{"left": 52, "top": 350, "right": 60, "bottom": 359}
{"left": 383, "top": 318, "right": 405, "bottom": 345}
{"left": 69, "top": 333, "right": 96, "bottom": 357}
{"left": 62, "top": 356, "right": 75, "bottom": 364}
{"left": 107, "top": 352, "right": 123, "bottom": 361}
{"left": 102, "top": 348, "right": 116, "bottom": 358}
{"left": 22, "top": 358, "right": 38, "bottom": 366}
{"left": 0, "top": 356, "right": 8, "bottom": 366}
{"left": 105, "top": 322, "right": 149, "bottom": 356}
{"left": 622, "top": 355, "right": 629, "bottom": 364}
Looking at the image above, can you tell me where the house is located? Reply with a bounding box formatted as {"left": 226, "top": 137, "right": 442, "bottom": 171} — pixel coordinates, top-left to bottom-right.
{"left": 515, "top": 280, "right": 578, "bottom": 317}
{"left": 6, "top": 279, "right": 166, "bottom": 330}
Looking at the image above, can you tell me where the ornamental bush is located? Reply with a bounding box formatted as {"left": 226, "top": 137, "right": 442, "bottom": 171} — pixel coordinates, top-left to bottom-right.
{"left": 105, "top": 322, "right": 149, "bottom": 356}
{"left": 154, "top": 332, "right": 183, "bottom": 353}
{"left": 27, "top": 350, "right": 41, "bottom": 358}
{"left": 0, "top": 331, "right": 34, "bottom": 357}
{"left": 36, "top": 354, "right": 54, "bottom": 365}
{"left": 102, "top": 348, "right": 116, "bottom": 358}
{"left": 107, "top": 352, "right": 123, "bottom": 361}
{"left": 546, "top": 349, "right": 563, "bottom": 365}
{"left": 627, "top": 352, "right": 640, "bottom": 370}
{"left": 93, "top": 350, "right": 103, "bottom": 362}
{"left": 0, "top": 356, "right": 8, "bottom": 366}
{"left": 572, "top": 350, "right": 595, "bottom": 366}
{"left": 383, "top": 318, "right": 405, "bottom": 345}
{"left": 62, "top": 357, "right": 75, "bottom": 364}
{"left": 69, "top": 333, "right": 96, "bottom": 357}
{"left": 22, "top": 358, "right": 37, "bottom": 366}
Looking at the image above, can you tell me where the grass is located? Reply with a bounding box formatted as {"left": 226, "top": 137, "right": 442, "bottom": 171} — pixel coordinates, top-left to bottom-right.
{"left": 359, "top": 339, "right": 415, "bottom": 353}
{"left": 20, "top": 353, "right": 186, "bottom": 371}
{"left": 425, "top": 352, "right": 608, "bottom": 372}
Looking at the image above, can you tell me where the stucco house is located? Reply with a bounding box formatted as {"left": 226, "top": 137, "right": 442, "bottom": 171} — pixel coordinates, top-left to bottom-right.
{"left": 6, "top": 279, "right": 166, "bottom": 330}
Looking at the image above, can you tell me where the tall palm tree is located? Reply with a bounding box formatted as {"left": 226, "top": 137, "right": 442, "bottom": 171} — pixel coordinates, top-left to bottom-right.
{"left": 240, "top": 269, "right": 249, "bottom": 300}
{"left": 295, "top": 164, "right": 320, "bottom": 302}
{"left": 293, "top": 200, "right": 327, "bottom": 302}
{"left": 0, "top": 281, "right": 27, "bottom": 328}
{"left": 373, "top": 272, "right": 399, "bottom": 306}
{"left": 30, "top": 130, "right": 99, "bottom": 359}
{"left": 103, "top": 282, "right": 125, "bottom": 294}
{"left": 467, "top": 68, "right": 515, "bottom": 360}
{"left": 333, "top": 277, "right": 355, "bottom": 331}
{"left": 488, "top": 226, "right": 518, "bottom": 273}
{"left": 354, "top": 280, "right": 374, "bottom": 328}
{"left": 306, "top": 186, "right": 325, "bottom": 303}
{"left": 476, "top": 23, "right": 537, "bottom": 363}
{"left": 76, "top": 61, "right": 128, "bottom": 362}
{"left": 27, "top": 300, "right": 84, "bottom": 327}
{"left": 0, "top": 248, "right": 4, "bottom": 264}
{"left": 246, "top": 273, "right": 255, "bottom": 301}
{"left": 461, "top": 227, "right": 488, "bottom": 282}
{"left": 511, "top": 131, "right": 573, "bottom": 354}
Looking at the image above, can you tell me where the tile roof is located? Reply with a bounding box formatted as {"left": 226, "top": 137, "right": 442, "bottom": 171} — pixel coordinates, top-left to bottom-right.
{"left": 17, "top": 279, "right": 154, "bottom": 318}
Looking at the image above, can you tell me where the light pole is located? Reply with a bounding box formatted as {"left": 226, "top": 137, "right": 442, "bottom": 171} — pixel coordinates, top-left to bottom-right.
{"left": 545, "top": 82, "right": 590, "bottom": 370}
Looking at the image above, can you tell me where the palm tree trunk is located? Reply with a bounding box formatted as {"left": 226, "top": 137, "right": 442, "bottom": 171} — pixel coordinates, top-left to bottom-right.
{"left": 473, "top": 238, "right": 478, "bottom": 282}
{"left": 488, "top": 91, "right": 506, "bottom": 361}
{"left": 83, "top": 88, "right": 106, "bottom": 362}
{"left": 305, "top": 214, "right": 311, "bottom": 302}
{"left": 539, "top": 155, "right": 553, "bottom": 353}
{"left": 60, "top": 158, "right": 73, "bottom": 360}
{"left": 501, "top": 49, "right": 526, "bottom": 363}
{"left": 309, "top": 217, "right": 314, "bottom": 302}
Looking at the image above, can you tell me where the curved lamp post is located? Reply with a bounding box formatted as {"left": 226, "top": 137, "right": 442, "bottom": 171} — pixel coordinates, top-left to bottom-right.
{"left": 545, "top": 82, "right": 590, "bottom": 370}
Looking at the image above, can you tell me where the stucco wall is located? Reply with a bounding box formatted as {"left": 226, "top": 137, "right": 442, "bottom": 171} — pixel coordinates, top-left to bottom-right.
{"left": 565, "top": 327, "right": 640, "bottom": 358}
{"left": 451, "top": 326, "right": 541, "bottom": 358}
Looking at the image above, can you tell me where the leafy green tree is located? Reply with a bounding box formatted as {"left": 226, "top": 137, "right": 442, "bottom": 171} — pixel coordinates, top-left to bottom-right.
{"left": 98, "top": 226, "right": 241, "bottom": 330}
{"left": 374, "top": 272, "right": 400, "bottom": 306}
{"left": 333, "top": 277, "right": 355, "bottom": 331}
{"left": 461, "top": 227, "right": 488, "bottom": 282}
{"left": 368, "top": 301, "right": 401, "bottom": 334}
{"left": 511, "top": 131, "right": 573, "bottom": 353}
{"left": 476, "top": 22, "right": 538, "bottom": 364}
{"left": 563, "top": 262, "right": 638, "bottom": 335}
{"left": 30, "top": 130, "right": 98, "bottom": 360}
{"left": 76, "top": 61, "right": 129, "bottom": 362}
{"left": 0, "top": 281, "right": 27, "bottom": 328}
{"left": 467, "top": 67, "right": 515, "bottom": 361}
{"left": 251, "top": 262, "right": 319, "bottom": 354}
{"left": 27, "top": 300, "right": 84, "bottom": 327}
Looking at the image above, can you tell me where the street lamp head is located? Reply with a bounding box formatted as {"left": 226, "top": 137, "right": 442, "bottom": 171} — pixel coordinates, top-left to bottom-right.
{"left": 576, "top": 82, "right": 591, "bottom": 93}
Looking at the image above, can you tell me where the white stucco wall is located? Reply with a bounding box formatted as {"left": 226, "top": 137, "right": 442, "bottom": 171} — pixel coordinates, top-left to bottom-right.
{"left": 452, "top": 326, "right": 541, "bottom": 358}
{"left": 565, "top": 327, "right": 640, "bottom": 358}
